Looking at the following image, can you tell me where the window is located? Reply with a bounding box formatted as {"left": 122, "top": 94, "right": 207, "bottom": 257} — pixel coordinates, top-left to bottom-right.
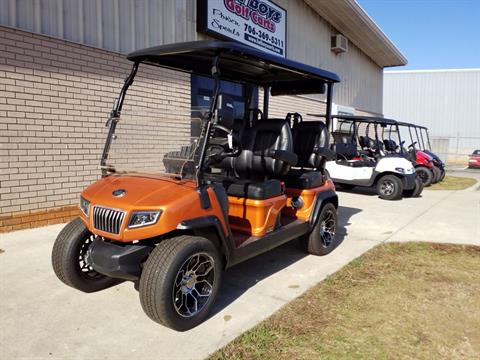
{"left": 190, "top": 75, "right": 258, "bottom": 136}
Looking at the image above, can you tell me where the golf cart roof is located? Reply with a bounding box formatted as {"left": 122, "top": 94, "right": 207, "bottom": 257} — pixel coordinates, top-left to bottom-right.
{"left": 127, "top": 41, "right": 340, "bottom": 95}
{"left": 395, "top": 121, "right": 428, "bottom": 130}
{"left": 308, "top": 114, "right": 398, "bottom": 126}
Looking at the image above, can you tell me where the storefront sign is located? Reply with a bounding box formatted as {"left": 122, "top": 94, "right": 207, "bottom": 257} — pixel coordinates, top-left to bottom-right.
{"left": 197, "top": 0, "right": 287, "bottom": 57}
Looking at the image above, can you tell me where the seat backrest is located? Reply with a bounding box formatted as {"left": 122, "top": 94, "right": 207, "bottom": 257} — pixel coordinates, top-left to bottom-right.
{"left": 332, "top": 131, "right": 358, "bottom": 159}
{"left": 358, "top": 136, "right": 368, "bottom": 149}
{"left": 235, "top": 119, "right": 293, "bottom": 176}
{"left": 383, "top": 139, "right": 397, "bottom": 152}
{"left": 292, "top": 121, "right": 328, "bottom": 168}
{"left": 333, "top": 143, "right": 358, "bottom": 159}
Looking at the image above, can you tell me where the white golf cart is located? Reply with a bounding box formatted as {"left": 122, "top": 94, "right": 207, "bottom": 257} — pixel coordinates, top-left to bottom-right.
{"left": 324, "top": 116, "right": 422, "bottom": 200}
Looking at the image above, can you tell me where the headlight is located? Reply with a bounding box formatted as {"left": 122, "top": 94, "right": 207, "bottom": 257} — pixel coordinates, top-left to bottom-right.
{"left": 128, "top": 211, "right": 161, "bottom": 229}
{"left": 79, "top": 196, "right": 90, "bottom": 217}
{"left": 395, "top": 167, "right": 405, "bottom": 174}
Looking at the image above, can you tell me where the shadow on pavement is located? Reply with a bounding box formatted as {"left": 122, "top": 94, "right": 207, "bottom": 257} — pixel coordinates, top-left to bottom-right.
{"left": 336, "top": 186, "right": 378, "bottom": 197}
{"left": 211, "top": 205, "right": 362, "bottom": 316}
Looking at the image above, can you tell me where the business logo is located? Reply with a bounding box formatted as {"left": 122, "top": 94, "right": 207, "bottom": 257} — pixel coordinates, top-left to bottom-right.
{"left": 198, "top": 0, "right": 287, "bottom": 57}
{"left": 112, "top": 189, "right": 126, "bottom": 197}
{"left": 224, "top": 0, "right": 282, "bottom": 33}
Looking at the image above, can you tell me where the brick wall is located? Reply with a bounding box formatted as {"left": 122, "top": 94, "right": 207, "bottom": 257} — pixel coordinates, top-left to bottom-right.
{"left": 0, "top": 26, "right": 191, "bottom": 232}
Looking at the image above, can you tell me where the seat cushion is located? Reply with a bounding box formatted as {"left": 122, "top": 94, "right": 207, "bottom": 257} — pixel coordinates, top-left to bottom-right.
{"left": 283, "top": 171, "right": 324, "bottom": 189}
{"left": 225, "top": 179, "right": 282, "bottom": 199}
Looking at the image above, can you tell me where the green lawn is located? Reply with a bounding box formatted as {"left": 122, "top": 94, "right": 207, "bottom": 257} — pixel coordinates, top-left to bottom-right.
{"left": 211, "top": 243, "right": 480, "bottom": 360}
{"left": 428, "top": 176, "right": 477, "bottom": 190}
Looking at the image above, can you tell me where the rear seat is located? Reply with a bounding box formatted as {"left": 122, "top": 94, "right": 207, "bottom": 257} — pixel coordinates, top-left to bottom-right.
{"left": 282, "top": 121, "right": 329, "bottom": 189}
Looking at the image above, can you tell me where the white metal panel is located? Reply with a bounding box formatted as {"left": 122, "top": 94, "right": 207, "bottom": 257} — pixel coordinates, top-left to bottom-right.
{"left": 384, "top": 69, "right": 480, "bottom": 161}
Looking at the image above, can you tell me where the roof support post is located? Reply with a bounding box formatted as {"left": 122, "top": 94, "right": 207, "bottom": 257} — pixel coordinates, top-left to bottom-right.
{"left": 263, "top": 86, "right": 270, "bottom": 118}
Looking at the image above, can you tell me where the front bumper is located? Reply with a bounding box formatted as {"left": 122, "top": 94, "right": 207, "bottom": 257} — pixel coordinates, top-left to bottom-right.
{"left": 87, "top": 238, "right": 152, "bottom": 280}
{"left": 402, "top": 173, "right": 417, "bottom": 190}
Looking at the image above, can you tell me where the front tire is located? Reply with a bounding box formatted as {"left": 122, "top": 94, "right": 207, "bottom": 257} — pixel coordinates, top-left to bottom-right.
{"left": 139, "top": 235, "right": 222, "bottom": 331}
{"left": 51, "top": 218, "right": 119, "bottom": 292}
{"left": 403, "top": 177, "right": 424, "bottom": 197}
{"left": 302, "top": 202, "right": 338, "bottom": 256}
{"left": 415, "top": 166, "right": 434, "bottom": 186}
{"left": 377, "top": 174, "right": 403, "bottom": 200}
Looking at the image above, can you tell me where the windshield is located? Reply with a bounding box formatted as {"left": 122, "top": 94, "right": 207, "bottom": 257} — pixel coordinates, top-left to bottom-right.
{"left": 104, "top": 66, "right": 209, "bottom": 180}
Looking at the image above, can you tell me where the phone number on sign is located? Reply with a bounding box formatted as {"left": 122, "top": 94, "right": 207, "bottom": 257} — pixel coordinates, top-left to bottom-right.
{"left": 244, "top": 24, "right": 284, "bottom": 48}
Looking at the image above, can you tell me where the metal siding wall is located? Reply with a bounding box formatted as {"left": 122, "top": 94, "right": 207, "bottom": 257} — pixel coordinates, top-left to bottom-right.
{"left": 384, "top": 70, "right": 480, "bottom": 162}
{"left": 0, "top": 0, "right": 199, "bottom": 53}
{"left": 0, "top": 0, "right": 384, "bottom": 113}
{"left": 274, "top": 0, "right": 383, "bottom": 114}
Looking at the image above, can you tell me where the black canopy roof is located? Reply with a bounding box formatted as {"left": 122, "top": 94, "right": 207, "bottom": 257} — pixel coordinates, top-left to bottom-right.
{"left": 307, "top": 114, "right": 399, "bottom": 126}
{"left": 127, "top": 41, "right": 340, "bottom": 96}
{"left": 396, "top": 121, "right": 428, "bottom": 130}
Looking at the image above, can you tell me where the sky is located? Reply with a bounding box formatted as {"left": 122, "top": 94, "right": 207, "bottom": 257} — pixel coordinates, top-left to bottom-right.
{"left": 357, "top": 0, "right": 480, "bottom": 70}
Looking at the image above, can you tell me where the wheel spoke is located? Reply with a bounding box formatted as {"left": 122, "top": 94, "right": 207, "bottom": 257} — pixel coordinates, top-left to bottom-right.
{"left": 172, "top": 252, "right": 215, "bottom": 318}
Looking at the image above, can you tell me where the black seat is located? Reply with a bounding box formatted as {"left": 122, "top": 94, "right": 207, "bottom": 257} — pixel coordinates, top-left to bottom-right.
{"left": 224, "top": 119, "right": 297, "bottom": 199}
{"left": 383, "top": 139, "right": 397, "bottom": 152}
{"left": 283, "top": 121, "right": 331, "bottom": 189}
{"left": 223, "top": 179, "right": 282, "bottom": 200}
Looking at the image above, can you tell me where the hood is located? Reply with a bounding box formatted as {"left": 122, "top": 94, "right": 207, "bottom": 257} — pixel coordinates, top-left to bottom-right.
{"left": 81, "top": 173, "right": 196, "bottom": 210}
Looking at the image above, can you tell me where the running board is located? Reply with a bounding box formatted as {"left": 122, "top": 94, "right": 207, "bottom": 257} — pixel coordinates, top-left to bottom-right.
{"left": 227, "top": 220, "right": 311, "bottom": 268}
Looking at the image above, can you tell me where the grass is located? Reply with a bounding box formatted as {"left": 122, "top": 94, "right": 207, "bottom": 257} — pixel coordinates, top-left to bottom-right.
{"left": 427, "top": 176, "right": 477, "bottom": 190}
{"left": 211, "top": 242, "right": 480, "bottom": 360}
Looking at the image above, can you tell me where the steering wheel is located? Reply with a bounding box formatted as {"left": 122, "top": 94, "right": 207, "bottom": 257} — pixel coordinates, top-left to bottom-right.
{"left": 209, "top": 124, "right": 242, "bottom": 158}
{"left": 408, "top": 141, "right": 417, "bottom": 149}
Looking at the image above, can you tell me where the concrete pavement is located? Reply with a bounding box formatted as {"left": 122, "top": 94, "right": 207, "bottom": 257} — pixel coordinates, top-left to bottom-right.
{"left": 1, "top": 174, "right": 479, "bottom": 360}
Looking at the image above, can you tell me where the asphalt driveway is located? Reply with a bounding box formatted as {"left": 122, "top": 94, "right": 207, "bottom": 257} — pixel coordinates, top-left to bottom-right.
{"left": 1, "top": 173, "right": 479, "bottom": 360}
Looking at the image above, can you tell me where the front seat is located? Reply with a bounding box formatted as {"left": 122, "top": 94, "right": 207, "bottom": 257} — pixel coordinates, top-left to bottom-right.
{"left": 224, "top": 119, "right": 297, "bottom": 199}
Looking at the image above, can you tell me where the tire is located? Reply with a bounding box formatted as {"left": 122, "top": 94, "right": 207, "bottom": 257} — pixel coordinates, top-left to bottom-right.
{"left": 139, "top": 235, "right": 223, "bottom": 331}
{"left": 302, "top": 202, "right": 338, "bottom": 256}
{"left": 403, "top": 177, "right": 424, "bottom": 198}
{"left": 439, "top": 168, "right": 446, "bottom": 181}
{"left": 377, "top": 174, "right": 403, "bottom": 200}
{"left": 415, "top": 166, "right": 434, "bottom": 187}
{"left": 432, "top": 166, "right": 442, "bottom": 183}
{"left": 51, "top": 218, "right": 119, "bottom": 293}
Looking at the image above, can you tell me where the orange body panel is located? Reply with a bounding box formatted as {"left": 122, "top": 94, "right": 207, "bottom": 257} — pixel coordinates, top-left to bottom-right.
{"left": 227, "top": 195, "right": 286, "bottom": 237}
{"left": 79, "top": 173, "right": 227, "bottom": 242}
{"left": 283, "top": 179, "right": 336, "bottom": 221}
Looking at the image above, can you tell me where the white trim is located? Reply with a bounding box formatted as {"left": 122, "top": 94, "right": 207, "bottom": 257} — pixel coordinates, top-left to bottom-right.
{"left": 385, "top": 68, "right": 480, "bottom": 74}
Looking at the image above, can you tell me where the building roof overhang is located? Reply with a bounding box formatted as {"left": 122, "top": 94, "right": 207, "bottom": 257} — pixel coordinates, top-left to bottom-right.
{"left": 304, "top": 0, "right": 407, "bottom": 67}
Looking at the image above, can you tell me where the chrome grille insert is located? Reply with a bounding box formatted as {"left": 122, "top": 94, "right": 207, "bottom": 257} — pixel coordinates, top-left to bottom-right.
{"left": 93, "top": 206, "right": 125, "bottom": 235}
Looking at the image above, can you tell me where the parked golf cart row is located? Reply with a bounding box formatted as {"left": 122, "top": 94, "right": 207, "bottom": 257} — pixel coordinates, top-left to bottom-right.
{"left": 313, "top": 115, "right": 446, "bottom": 200}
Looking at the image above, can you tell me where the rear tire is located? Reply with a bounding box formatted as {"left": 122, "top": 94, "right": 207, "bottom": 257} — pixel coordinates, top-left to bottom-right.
{"left": 415, "top": 166, "right": 434, "bottom": 186}
{"left": 403, "top": 177, "right": 424, "bottom": 198}
{"left": 377, "top": 174, "right": 403, "bottom": 200}
{"left": 139, "top": 235, "right": 222, "bottom": 331}
{"left": 439, "top": 168, "right": 446, "bottom": 181}
{"left": 51, "top": 218, "right": 119, "bottom": 293}
{"left": 302, "top": 203, "right": 338, "bottom": 256}
{"left": 432, "top": 166, "right": 442, "bottom": 183}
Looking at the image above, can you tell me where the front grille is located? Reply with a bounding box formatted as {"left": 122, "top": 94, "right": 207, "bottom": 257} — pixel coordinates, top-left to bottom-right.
{"left": 93, "top": 206, "right": 125, "bottom": 234}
